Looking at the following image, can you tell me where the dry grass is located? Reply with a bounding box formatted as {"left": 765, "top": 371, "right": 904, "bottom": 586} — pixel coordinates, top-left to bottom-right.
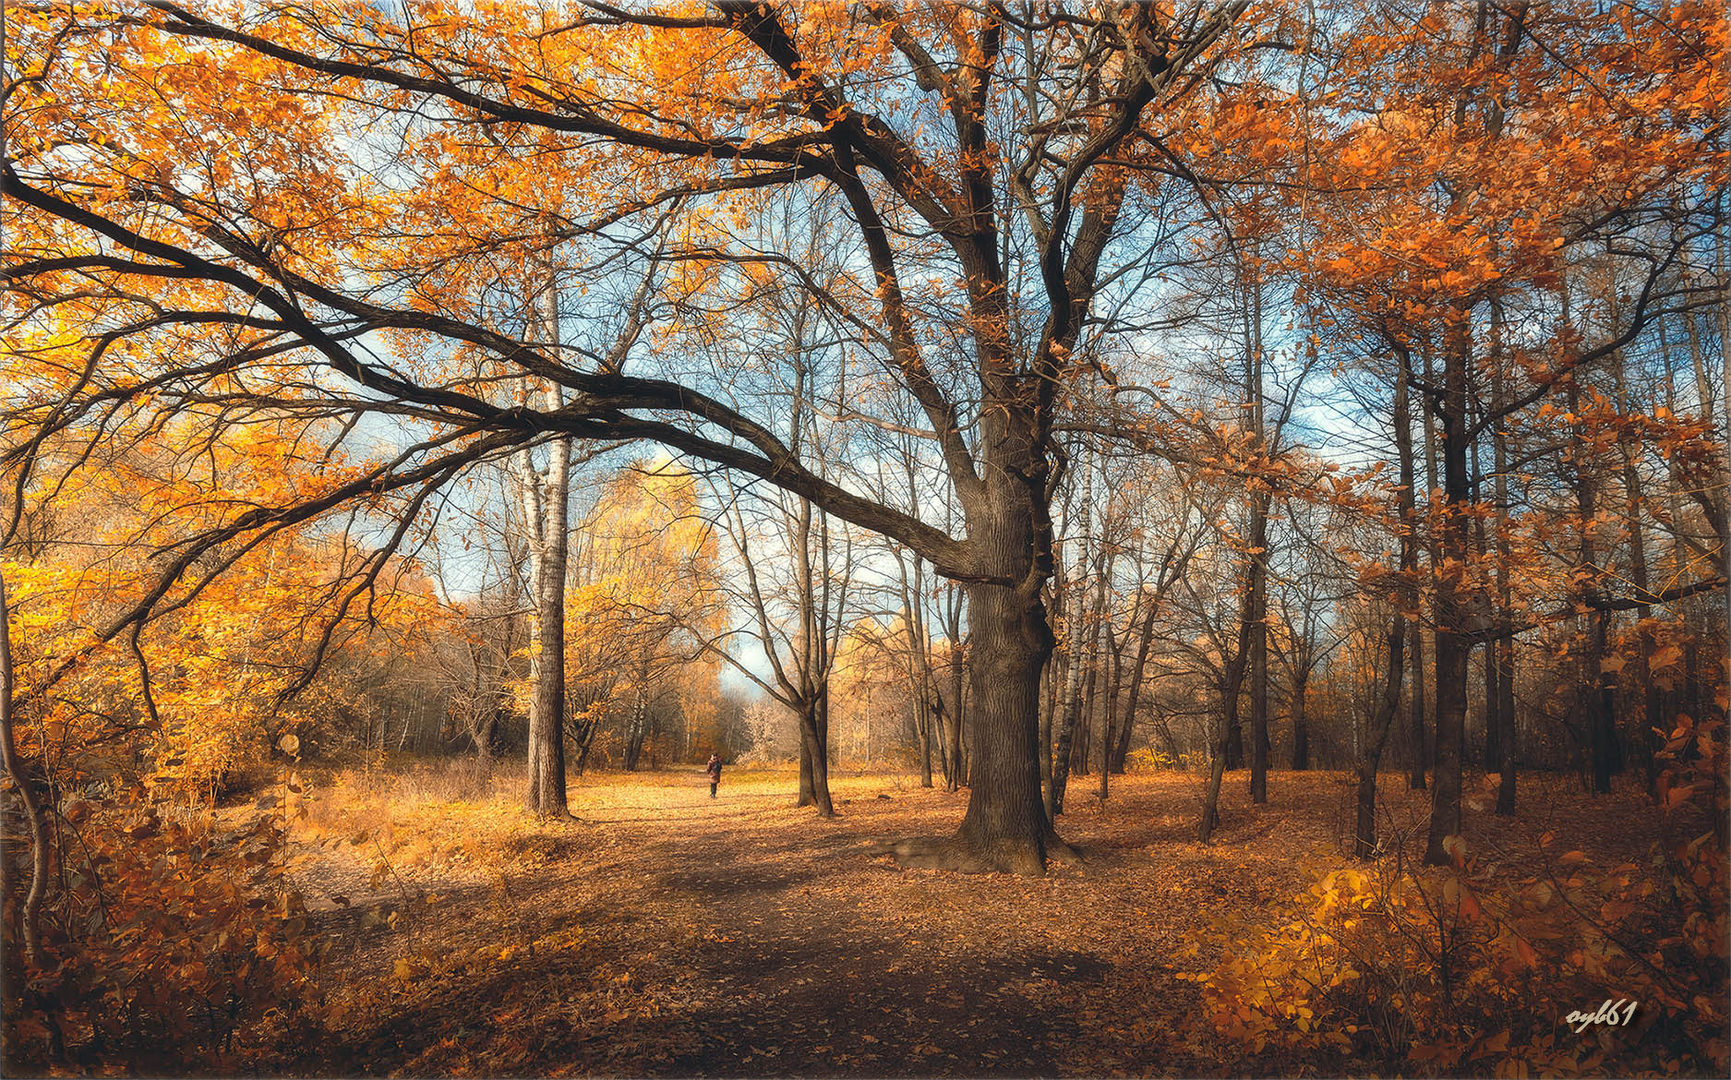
{"left": 254, "top": 760, "right": 1678, "bottom": 1077}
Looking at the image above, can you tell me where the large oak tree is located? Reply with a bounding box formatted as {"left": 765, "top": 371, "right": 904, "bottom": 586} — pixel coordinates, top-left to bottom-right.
{"left": 5, "top": 0, "right": 1253, "bottom": 872}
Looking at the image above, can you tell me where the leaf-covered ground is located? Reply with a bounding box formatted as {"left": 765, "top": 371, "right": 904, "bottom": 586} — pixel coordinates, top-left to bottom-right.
{"left": 256, "top": 763, "right": 1672, "bottom": 1077}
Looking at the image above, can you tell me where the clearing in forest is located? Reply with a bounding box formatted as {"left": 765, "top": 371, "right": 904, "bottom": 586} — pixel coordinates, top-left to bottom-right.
{"left": 268, "top": 764, "right": 1670, "bottom": 1078}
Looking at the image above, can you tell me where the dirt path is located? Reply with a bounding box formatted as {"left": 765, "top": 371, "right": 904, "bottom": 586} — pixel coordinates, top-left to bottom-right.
{"left": 642, "top": 808, "right": 1092, "bottom": 1077}
{"left": 270, "top": 767, "right": 1665, "bottom": 1078}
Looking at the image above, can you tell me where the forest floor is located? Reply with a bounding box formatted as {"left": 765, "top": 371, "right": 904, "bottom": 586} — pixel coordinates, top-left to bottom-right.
{"left": 250, "top": 760, "right": 1671, "bottom": 1077}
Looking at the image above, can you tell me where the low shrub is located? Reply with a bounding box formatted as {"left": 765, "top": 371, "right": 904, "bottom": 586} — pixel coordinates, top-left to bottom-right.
{"left": 1183, "top": 717, "right": 1727, "bottom": 1076}
{"left": 2, "top": 780, "right": 328, "bottom": 1073}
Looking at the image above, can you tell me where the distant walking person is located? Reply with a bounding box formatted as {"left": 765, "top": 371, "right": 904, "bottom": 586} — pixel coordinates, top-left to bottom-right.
{"left": 706, "top": 753, "right": 722, "bottom": 799}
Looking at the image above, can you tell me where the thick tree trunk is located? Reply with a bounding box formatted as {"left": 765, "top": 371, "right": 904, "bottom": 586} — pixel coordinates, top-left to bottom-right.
{"left": 889, "top": 469, "right": 1070, "bottom": 873}
{"left": 524, "top": 433, "right": 570, "bottom": 817}
{"left": 797, "top": 730, "right": 814, "bottom": 806}
{"left": 798, "top": 696, "right": 835, "bottom": 817}
{"left": 522, "top": 281, "right": 570, "bottom": 817}
{"left": 952, "top": 580, "right": 1054, "bottom": 871}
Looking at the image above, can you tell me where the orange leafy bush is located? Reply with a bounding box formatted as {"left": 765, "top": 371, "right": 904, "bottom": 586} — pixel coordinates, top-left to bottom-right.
{"left": 1186, "top": 721, "right": 1728, "bottom": 1076}
{"left": 2, "top": 784, "right": 326, "bottom": 1072}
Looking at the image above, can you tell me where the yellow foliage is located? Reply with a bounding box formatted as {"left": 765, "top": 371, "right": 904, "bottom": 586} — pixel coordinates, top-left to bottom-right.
{"left": 1186, "top": 745, "right": 1728, "bottom": 1076}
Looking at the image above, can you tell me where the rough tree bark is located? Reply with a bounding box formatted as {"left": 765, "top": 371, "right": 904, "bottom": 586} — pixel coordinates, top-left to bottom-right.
{"left": 1424, "top": 317, "right": 1474, "bottom": 867}
{"left": 520, "top": 282, "right": 571, "bottom": 818}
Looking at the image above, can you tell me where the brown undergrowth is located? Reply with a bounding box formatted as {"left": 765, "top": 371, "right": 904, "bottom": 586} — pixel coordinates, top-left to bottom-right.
{"left": 209, "top": 761, "right": 1718, "bottom": 1077}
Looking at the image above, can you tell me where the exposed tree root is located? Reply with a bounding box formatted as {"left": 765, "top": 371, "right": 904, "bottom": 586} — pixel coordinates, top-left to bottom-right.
{"left": 1044, "top": 832, "right": 1085, "bottom": 866}
{"left": 867, "top": 832, "right": 1082, "bottom": 875}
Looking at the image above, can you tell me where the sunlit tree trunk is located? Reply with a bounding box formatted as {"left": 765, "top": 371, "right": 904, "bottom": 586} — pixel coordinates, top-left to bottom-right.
{"left": 1046, "top": 587, "right": 1088, "bottom": 820}
{"left": 917, "top": 694, "right": 934, "bottom": 788}
{"left": 1052, "top": 538, "right": 1109, "bottom": 816}
{"left": 797, "top": 695, "right": 834, "bottom": 817}
{"left": 792, "top": 488, "right": 839, "bottom": 817}
{"left": 521, "top": 281, "right": 570, "bottom": 817}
